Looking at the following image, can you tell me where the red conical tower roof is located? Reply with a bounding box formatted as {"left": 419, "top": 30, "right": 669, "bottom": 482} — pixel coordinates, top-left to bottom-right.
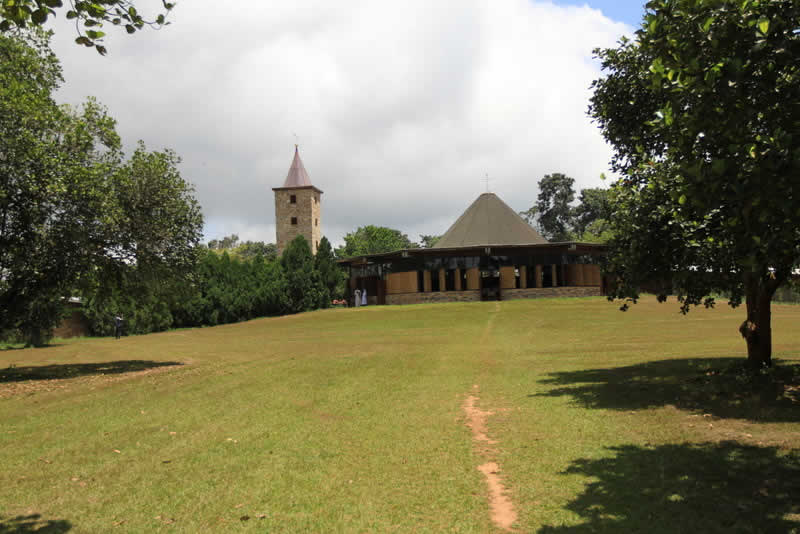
{"left": 282, "top": 145, "right": 313, "bottom": 187}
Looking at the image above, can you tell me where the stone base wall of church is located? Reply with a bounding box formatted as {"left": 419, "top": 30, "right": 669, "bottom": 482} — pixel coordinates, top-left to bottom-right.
{"left": 385, "top": 290, "right": 481, "bottom": 305}
{"left": 502, "top": 286, "right": 602, "bottom": 299}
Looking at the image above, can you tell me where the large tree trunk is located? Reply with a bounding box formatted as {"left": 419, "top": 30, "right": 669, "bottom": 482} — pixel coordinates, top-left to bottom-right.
{"left": 738, "top": 275, "right": 774, "bottom": 369}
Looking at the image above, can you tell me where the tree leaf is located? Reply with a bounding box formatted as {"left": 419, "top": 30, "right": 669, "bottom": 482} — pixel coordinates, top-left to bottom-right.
{"left": 757, "top": 17, "right": 769, "bottom": 35}
{"left": 31, "top": 9, "right": 48, "bottom": 24}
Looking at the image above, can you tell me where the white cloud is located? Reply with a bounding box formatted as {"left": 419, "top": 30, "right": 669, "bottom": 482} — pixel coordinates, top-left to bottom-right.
{"left": 47, "top": 0, "right": 631, "bottom": 247}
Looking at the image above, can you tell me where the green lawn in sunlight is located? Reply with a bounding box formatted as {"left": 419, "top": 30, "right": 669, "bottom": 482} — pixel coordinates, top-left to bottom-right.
{"left": 1, "top": 297, "right": 798, "bottom": 533}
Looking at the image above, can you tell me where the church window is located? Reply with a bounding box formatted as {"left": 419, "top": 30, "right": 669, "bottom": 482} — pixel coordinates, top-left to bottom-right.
{"left": 315, "top": 218, "right": 318, "bottom": 227}
{"left": 291, "top": 217, "right": 298, "bottom": 225}
{"left": 290, "top": 195, "right": 297, "bottom": 204}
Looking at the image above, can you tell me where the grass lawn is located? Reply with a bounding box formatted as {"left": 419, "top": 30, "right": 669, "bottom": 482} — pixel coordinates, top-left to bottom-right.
{"left": 1, "top": 296, "right": 798, "bottom": 533}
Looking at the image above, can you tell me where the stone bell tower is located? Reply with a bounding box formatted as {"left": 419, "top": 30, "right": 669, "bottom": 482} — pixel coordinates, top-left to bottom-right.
{"left": 273, "top": 146, "right": 323, "bottom": 255}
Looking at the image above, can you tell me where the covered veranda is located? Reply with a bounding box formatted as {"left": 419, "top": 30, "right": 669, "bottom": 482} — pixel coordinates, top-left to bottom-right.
{"left": 340, "top": 242, "right": 607, "bottom": 306}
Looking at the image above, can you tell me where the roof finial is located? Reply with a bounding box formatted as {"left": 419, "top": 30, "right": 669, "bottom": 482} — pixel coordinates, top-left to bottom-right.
{"left": 293, "top": 132, "right": 299, "bottom": 150}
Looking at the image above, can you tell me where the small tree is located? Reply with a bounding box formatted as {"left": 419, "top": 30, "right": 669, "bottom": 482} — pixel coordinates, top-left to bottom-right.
{"left": 335, "top": 225, "right": 418, "bottom": 257}
{"left": 281, "top": 236, "right": 327, "bottom": 313}
{"left": 590, "top": 0, "right": 800, "bottom": 368}
{"left": 315, "top": 237, "right": 343, "bottom": 302}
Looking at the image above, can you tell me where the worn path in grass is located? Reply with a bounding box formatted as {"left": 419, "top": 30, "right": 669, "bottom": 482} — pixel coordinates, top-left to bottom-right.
{"left": 1, "top": 297, "right": 799, "bottom": 532}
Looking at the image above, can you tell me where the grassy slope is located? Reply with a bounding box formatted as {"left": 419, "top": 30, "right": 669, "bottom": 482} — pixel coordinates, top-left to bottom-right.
{"left": 0, "top": 297, "right": 798, "bottom": 533}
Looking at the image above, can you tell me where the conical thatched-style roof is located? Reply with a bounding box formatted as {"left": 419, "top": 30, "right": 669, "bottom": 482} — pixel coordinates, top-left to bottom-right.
{"left": 433, "top": 192, "right": 547, "bottom": 248}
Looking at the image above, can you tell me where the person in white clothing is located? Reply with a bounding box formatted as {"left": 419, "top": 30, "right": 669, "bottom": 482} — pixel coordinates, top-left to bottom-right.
{"left": 354, "top": 288, "right": 361, "bottom": 307}
{"left": 361, "top": 288, "right": 368, "bottom": 306}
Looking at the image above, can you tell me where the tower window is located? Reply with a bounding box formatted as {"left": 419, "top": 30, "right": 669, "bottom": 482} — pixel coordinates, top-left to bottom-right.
{"left": 291, "top": 217, "right": 298, "bottom": 225}
{"left": 315, "top": 218, "right": 318, "bottom": 227}
{"left": 290, "top": 194, "right": 297, "bottom": 204}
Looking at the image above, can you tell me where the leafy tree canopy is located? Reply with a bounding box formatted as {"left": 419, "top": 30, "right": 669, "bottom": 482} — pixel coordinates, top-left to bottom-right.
{"left": 573, "top": 187, "right": 612, "bottom": 237}
{"left": 589, "top": 0, "right": 800, "bottom": 367}
{"left": 282, "top": 236, "right": 327, "bottom": 313}
{"left": 315, "top": 236, "right": 345, "bottom": 300}
{"left": 208, "top": 234, "right": 240, "bottom": 251}
{"left": 0, "top": 31, "right": 201, "bottom": 345}
{"left": 534, "top": 173, "right": 576, "bottom": 242}
{"left": 208, "top": 235, "right": 277, "bottom": 261}
{"left": 521, "top": 175, "right": 612, "bottom": 243}
{"left": 0, "top": 0, "right": 175, "bottom": 54}
{"left": 335, "top": 225, "right": 418, "bottom": 258}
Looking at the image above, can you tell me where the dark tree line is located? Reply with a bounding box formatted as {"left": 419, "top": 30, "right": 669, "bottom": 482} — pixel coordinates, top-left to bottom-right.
{"left": 82, "top": 235, "right": 345, "bottom": 336}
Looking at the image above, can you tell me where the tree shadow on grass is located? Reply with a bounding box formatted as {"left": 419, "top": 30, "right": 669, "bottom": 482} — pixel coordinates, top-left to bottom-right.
{"left": 0, "top": 360, "right": 183, "bottom": 383}
{"left": 0, "top": 514, "right": 71, "bottom": 533}
{"left": 533, "top": 358, "right": 800, "bottom": 422}
{"left": 538, "top": 442, "right": 800, "bottom": 533}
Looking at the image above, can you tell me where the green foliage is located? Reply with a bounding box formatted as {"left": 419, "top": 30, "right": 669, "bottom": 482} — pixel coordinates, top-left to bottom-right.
{"left": 83, "top": 273, "right": 175, "bottom": 336}
{"left": 208, "top": 234, "right": 239, "bottom": 251}
{"left": 236, "top": 241, "right": 277, "bottom": 261}
{"left": 534, "top": 173, "right": 576, "bottom": 242}
{"left": 81, "top": 236, "right": 340, "bottom": 336}
{"left": 0, "top": 0, "right": 175, "bottom": 54}
{"left": 335, "top": 225, "right": 418, "bottom": 258}
{"left": 521, "top": 176, "right": 611, "bottom": 243}
{"left": 180, "top": 250, "right": 287, "bottom": 326}
{"left": 589, "top": 0, "right": 800, "bottom": 366}
{"left": 0, "top": 31, "right": 116, "bottom": 346}
{"left": 207, "top": 234, "right": 278, "bottom": 261}
{"left": 282, "top": 236, "right": 328, "bottom": 313}
{"left": 0, "top": 31, "right": 201, "bottom": 345}
{"left": 315, "top": 237, "right": 345, "bottom": 300}
{"left": 572, "top": 188, "right": 612, "bottom": 237}
{"left": 111, "top": 142, "right": 203, "bottom": 274}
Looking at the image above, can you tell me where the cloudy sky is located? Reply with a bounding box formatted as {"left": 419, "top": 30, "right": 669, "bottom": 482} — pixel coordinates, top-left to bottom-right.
{"left": 46, "top": 0, "right": 644, "bottom": 247}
